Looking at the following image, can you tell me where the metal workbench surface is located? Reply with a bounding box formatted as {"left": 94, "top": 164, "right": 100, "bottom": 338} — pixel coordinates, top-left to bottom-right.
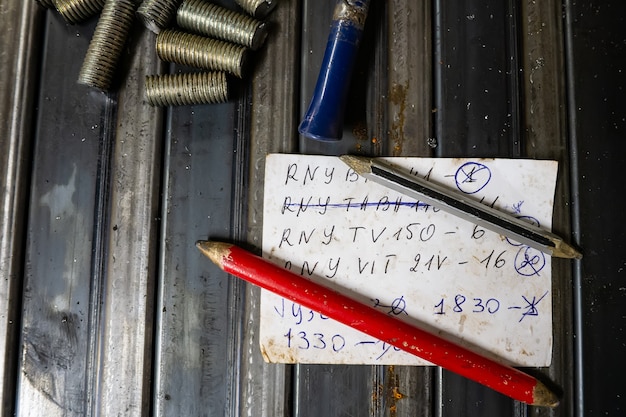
{"left": 1, "top": 0, "right": 625, "bottom": 416}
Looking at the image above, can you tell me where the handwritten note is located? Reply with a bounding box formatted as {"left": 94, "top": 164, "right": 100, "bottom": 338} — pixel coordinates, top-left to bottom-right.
{"left": 260, "top": 154, "right": 557, "bottom": 366}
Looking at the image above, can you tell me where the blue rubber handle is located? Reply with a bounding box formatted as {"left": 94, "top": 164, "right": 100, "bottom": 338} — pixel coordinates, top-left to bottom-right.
{"left": 299, "top": 0, "right": 371, "bottom": 141}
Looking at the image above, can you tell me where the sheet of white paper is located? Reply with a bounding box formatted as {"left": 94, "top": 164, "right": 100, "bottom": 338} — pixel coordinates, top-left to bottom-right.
{"left": 260, "top": 154, "right": 557, "bottom": 366}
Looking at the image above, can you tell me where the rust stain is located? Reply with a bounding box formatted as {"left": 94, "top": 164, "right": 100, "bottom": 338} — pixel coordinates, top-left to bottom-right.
{"left": 371, "top": 382, "right": 383, "bottom": 410}
{"left": 389, "top": 83, "right": 408, "bottom": 156}
{"left": 352, "top": 120, "right": 368, "bottom": 142}
{"left": 392, "top": 386, "right": 404, "bottom": 400}
{"left": 261, "top": 339, "right": 297, "bottom": 363}
{"left": 260, "top": 343, "right": 271, "bottom": 362}
{"left": 385, "top": 365, "right": 406, "bottom": 417}
{"left": 260, "top": 339, "right": 298, "bottom": 363}
{"left": 353, "top": 120, "right": 380, "bottom": 153}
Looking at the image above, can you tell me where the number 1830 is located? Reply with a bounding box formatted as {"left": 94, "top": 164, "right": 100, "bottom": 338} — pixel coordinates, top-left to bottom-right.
{"left": 434, "top": 294, "right": 501, "bottom": 315}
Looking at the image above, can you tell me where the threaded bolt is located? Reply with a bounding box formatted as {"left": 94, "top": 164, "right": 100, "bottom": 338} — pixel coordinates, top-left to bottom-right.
{"left": 177, "top": 0, "right": 268, "bottom": 51}
{"left": 78, "top": 0, "right": 137, "bottom": 91}
{"left": 53, "top": 0, "right": 105, "bottom": 23}
{"left": 145, "top": 72, "right": 229, "bottom": 106}
{"left": 137, "top": 0, "right": 182, "bottom": 34}
{"left": 235, "top": 0, "right": 277, "bottom": 19}
{"left": 156, "top": 29, "right": 248, "bottom": 78}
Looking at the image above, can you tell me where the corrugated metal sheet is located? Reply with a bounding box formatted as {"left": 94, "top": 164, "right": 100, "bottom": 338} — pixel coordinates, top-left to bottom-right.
{"left": 1, "top": 0, "right": 625, "bottom": 416}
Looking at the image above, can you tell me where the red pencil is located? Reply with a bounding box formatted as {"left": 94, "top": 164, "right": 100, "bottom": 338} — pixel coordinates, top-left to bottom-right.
{"left": 196, "top": 241, "right": 559, "bottom": 407}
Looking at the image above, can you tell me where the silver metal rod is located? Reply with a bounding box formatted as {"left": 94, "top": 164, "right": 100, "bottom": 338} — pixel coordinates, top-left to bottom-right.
{"left": 340, "top": 155, "right": 582, "bottom": 259}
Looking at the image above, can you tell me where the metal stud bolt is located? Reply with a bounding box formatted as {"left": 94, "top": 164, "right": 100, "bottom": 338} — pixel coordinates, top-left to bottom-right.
{"left": 177, "top": 0, "right": 268, "bottom": 50}
{"left": 155, "top": 29, "right": 248, "bottom": 78}
{"left": 53, "top": 0, "right": 105, "bottom": 23}
{"left": 137, "top": 0, "right": 182, "bottom": 34}
{"left": 234, "top": 0, "right": 277, "bottom": 19}
{"left": 78, "top": 0, "right": 137, "bottom": 91}
{"left": 145, "top": 72, "right": 229, "bottom": 106}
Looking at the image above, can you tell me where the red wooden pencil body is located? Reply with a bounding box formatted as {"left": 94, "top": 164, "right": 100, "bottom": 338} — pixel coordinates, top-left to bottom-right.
{"left": 196, "top": 241, "right": 558, "bottom": 407}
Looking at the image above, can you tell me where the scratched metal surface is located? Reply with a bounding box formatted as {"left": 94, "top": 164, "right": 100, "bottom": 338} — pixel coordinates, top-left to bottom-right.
{"left": 293, "top": 1, "right": 434, "bottom": 416}
{"left": 2, "top": 0, "right": 625, "bottom": 416}
{"left": 16, "top": 11, "right": 110, "bottom": 416}
{"left": 564, "top": 1, "right": 626, "bottom": 415}
{"left": 0, "top": 2, "right": 42, "bottom": 415}
{"left": 433, "top": 0, "right": 523, "bottom": 414}
{"left": 97, "top": 23, "right": 164, "bottom": 417}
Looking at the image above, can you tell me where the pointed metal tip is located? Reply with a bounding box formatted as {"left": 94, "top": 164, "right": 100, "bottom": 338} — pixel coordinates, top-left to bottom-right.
{"left": 339, "top": 155, "right": 373, "bottom": 175}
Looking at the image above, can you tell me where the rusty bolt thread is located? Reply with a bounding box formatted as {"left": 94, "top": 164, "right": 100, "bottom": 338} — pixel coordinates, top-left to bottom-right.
{"left": 156, "top": 29, "right": 248, "bottom": 78}
{"left": 78, "top": 0, "right": 137, "bottom": 91}
{"left": 145, "top": 72, "right": 229, "bottom": 106}
{"left": 235, "top": 0, "right": 277, "bottom": 19}
{"left": 177, "top": 0, "right": 268, "bottom": 51}
{"left": 53, "top": 0, "right": 105, "bottom": 23}
{"left": 36, "top": 0, "right": 56, "bottom": 8}
{"left": 137, "top": 0, "right": 182, "bottom": 34}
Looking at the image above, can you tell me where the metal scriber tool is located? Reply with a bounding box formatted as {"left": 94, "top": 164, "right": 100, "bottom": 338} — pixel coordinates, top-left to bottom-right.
{"left": 340, "top": 155, "right": 582, "bottom": 259}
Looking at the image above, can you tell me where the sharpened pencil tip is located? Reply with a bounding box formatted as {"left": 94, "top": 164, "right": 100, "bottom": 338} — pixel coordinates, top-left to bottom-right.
{"left": 339, "top": 155, "right": 373, "bottom": 175}
{"left": 532, "top": 381, "right": 560, "bottom": 408}
{"left": 552, "top": 239, "right": 583, "bottom": 259}
{"left": 196, "top": 240, "right": 232, "bottom": 269}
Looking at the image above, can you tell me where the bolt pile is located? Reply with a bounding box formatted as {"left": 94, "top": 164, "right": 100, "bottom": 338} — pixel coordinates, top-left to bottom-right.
{"left": 36, "top": 0, "right": 277, "bottom": 105}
